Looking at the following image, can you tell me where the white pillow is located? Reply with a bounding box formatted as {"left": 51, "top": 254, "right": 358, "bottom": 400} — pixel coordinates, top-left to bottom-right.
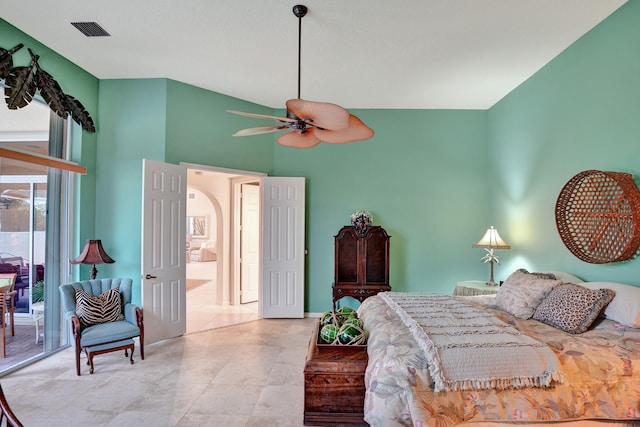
{"left": 580, "top": 282, "right": 640, "bottom": 328}
{"left": 547, "top": 271, "right": 584, "bottom": 284}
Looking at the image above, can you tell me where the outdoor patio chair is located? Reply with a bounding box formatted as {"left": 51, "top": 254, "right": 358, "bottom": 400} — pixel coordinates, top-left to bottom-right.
{"left": 0, "top": 274, "right": 17, "bottom": 358}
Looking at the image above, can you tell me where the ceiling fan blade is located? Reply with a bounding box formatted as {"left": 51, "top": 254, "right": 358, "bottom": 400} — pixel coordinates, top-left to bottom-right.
{"left": 285, "top": 99, "right": 350, "bottom": 131}
{"left": 226, "top": 110, "right": 296, "bottom": 123}
{"left": 232, "top": 125, "right": 289, "bottom": 136}
{"left": 277, "top": 129, "right": 321, "bottom": 149}
{"left": 314, "top": 114, "right": 375, "bottom": 144}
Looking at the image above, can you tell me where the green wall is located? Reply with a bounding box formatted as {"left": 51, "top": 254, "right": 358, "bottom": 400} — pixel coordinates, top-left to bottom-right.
{"left": 165, "top": 80, "right": 275, "bottom": 173}
{"left": 92, "top": 79, "right": 168, "bottom": 298}
{"left": 273, "top": 109, "right": 489, "bottom": 311}
{"left": 488, "top": 0, "right": 640, "bottom": 285}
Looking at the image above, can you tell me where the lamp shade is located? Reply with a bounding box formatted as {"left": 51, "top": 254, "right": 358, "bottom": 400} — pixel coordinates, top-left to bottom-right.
{"left": 71, "top": 240, "right": 115, "bottom": 265}
{"left": 71, "top": 240, "right": 115, "bottom": 279}
{"left": 472, "top": 226, "right": 511, "bottom": 249}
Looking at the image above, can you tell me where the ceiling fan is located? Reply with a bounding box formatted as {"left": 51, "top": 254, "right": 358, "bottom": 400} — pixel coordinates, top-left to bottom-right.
{"left": 227, "top": 5, "right": 374, "bottom": 149}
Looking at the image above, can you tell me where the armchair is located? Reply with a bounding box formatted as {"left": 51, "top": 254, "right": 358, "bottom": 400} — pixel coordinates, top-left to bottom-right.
{"left": 59, "top": 278, "right": 144, "bottom": 375}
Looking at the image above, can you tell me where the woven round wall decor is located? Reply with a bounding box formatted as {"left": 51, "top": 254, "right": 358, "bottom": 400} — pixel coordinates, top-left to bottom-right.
{"left": 555, "top": 170, "right": 640, "bottom": 264}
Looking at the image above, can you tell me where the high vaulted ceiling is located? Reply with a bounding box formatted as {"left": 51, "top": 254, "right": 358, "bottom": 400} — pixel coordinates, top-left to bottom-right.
{"left": 2, "top": 0, "right": 626, "bottom": 110}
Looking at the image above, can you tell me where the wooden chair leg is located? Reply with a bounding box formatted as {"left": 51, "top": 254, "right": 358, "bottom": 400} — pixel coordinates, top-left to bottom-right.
{"left": 1, "top": 304, "right": 5, "bottom": 359}
{"left": 75, "top": 346, "right": 82, "bottom": 376}
{"left": 1, "top": 322, "right": 5, "bottom": 359}
{"left": 9, "top": 309, "right": 14, "bottom": 337}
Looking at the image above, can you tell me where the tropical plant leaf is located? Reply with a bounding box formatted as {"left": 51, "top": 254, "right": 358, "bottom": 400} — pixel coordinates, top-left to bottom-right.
{"left": 2, "top": 45, "right": 95, "bottom": 133}
{"left": 65, "top": 94, "right": 96, "bottom": 132}
{"left": 0, "top": 43, "right": 23, "bottom": 80}
{"left": 31, "top": 47, "right": 68, "bottom": 117}
{"left": 4, "top": 59, "right": 37, "bottom": 109}
{"left": 35, "top": 64, "right": 69, "bottom": 118}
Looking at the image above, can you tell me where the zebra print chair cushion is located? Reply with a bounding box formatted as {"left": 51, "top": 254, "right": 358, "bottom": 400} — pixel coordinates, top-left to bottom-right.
{"left": 75, "top": 286, "right": 124, "bottom": 328}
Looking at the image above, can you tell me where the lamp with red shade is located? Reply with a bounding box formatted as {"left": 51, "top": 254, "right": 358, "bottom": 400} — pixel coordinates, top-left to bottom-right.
{"left": 71, "top": 240, "right": 115, "bottom": 280}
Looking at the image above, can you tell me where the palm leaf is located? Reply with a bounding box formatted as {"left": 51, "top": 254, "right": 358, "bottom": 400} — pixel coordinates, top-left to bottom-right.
{"left": 31, "top": 47, "right": 68, "bottom": 117}
{"left": 35, "top": 62, "right": 69, "bottom": 118}
{"left": 65, "top": 94, "right": 96, "bottom": 133}
{"left": 0, "top": 43, "right": 23, "bottom": 80}
{"left": 4, "top": 58, "right": 37, "bottom": 109}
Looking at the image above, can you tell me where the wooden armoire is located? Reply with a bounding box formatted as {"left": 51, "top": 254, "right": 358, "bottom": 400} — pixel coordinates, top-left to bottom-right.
{"left": 332, "top": 225, "right": 391, "bottom": 309}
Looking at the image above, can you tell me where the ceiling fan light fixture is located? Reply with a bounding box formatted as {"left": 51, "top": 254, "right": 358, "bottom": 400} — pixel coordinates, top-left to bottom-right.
{"left": 228, "top": 4, "right": 374, "bottom": 148}
{"left": 277, "top": 129, "right": 321, "bottom": 149}
{"left": 285, "top": 99, "right": 350, "bottom": 131}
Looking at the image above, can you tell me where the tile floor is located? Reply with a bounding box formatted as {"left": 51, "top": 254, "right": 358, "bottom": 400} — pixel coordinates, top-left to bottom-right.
{"left": 185, "top": 261, "right": 260, "bottom": 333}
{"left": 186, "top": 279, "right": 259, "bottom": 334}
{"left": 1, "top": 317, "right": 318, "bottom": 426}
{"left": 1, "top": 261, "right": 321, "bottom": 426}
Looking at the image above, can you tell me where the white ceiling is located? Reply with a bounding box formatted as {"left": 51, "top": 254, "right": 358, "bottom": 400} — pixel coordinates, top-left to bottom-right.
{"left": 2, "top": 0, "right": 626, "bottom": 110}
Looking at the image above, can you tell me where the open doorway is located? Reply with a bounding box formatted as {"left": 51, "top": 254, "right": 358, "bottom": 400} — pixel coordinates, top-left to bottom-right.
{"left": 185, "top": 166, "right": 264, "bottom": 333}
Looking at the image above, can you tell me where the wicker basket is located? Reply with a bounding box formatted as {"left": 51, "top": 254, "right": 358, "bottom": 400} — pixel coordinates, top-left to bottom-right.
{"left": 555, "top": 170, "right": 640, "bottom": 264}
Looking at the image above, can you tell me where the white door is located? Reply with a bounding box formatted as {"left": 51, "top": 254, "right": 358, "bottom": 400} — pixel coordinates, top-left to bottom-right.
{"left": 261, "top": 177, "right": 305, "bottom": 318}
{"left": 141, "top": 159, "right": 187, "bottom": 344}
{"left": 240, "top": 183, "right": 260, "bottom": 303}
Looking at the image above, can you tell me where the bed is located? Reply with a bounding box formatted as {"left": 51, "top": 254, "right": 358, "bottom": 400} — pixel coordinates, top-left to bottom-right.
{"left": 358, "top": 269, "right": 640, "bottom": 427}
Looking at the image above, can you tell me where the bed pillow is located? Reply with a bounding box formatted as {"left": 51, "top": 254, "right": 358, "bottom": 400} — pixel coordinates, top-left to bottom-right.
{"left": 580, "top": 282, "right": 640, "bottom": 328}
{"left": 532, "top": 283, "right": 615, "bottom": 334}
{"left": 545, "top": 271, "right": 584, "bottom": 284}
{"left": 492, "top": 269, "right": 562, "bottom": 319}
{"left": 75, "top": 286, "right": 124, "bottom": 328}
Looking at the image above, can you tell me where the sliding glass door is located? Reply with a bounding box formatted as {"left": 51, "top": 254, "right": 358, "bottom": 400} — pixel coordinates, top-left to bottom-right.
{"left": 0, "top": 177, "right": 47, "bottom": 315}
{"left": 0, "top": 99, "right": 67, "bottom": 371}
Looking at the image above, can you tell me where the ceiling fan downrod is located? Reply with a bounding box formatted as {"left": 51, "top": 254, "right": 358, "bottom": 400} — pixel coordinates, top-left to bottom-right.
{"left": 293, "top": 5, "right": 307, "bottom": 100}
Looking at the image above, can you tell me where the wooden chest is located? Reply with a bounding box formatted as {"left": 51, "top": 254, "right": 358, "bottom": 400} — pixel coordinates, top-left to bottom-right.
{"left": 303, "top": 321, "right": 368, "bottom": 426}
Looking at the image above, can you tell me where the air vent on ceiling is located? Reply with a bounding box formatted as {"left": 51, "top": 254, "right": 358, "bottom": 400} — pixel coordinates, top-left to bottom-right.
{"left": 70, "top": 21, "right": 111, "bottom": 37}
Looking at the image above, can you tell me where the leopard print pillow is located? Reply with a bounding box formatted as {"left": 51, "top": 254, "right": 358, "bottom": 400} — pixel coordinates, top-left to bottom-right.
{"left": 532, "top": 283, "right": 615, "bottom": 334}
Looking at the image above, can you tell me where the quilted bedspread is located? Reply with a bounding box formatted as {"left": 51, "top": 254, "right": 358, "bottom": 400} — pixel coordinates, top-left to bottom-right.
{"left": 359, "top": 293, "right": 640, "bottom": 427}
{"left": 378, "top": 292, "right": 563, "bottom": 392}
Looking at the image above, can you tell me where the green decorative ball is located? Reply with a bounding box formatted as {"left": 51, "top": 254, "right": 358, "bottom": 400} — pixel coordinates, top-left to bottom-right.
{"left": 338, "top": 323, "right": 367, "bottom": 345}
{"left": 320, "top": 324, "right": 340, "bottom": 344}
{"left": 337, "top": 307, "right": 357, "bottom": 324}
{"left": 320, "top": 310, "right": 339, "bottom": 326}
{"left": 337, "top": 306, "right": 355, "bottom": 316}
{"left": 342, "top": 317, "right": 363, "bottom": 329}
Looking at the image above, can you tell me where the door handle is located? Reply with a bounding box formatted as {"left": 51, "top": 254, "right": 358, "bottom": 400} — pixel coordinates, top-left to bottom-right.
{"left": 145, "top": 274, "right": 157, "bottom": 280}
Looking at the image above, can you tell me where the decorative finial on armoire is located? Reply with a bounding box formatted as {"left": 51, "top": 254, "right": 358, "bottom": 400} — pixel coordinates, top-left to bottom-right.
{"left": 350, "top": 210, "right": 373, "bottom": 236}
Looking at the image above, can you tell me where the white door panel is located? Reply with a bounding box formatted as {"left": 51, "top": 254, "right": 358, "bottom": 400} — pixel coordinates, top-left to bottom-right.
{"left": 241, "top": 183, "right": 260, "bottom": 303}
{"left": 261, "top": 177, "right": 305, "bottom": 318}
{"left": 141, "top": 159, "right": 187, "bottom": 344}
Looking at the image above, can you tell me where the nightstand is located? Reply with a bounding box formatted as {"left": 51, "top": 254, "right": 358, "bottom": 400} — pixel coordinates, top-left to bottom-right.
{"left": 454, "top": 280, "right": 500, "bottom": 296}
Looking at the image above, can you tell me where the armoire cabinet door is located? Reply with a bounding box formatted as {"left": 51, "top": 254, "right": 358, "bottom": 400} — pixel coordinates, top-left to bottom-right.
{"left": 335, "top": 227, "right": 359, "bottom": 284}
{"left": 333, "top": 225, "right": 390, "bottom": 308}
{"left": 363, "top": 227, "right": 390, "bottom": 285}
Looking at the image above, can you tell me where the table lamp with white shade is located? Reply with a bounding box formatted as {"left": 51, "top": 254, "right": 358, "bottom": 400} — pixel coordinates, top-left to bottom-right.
{"left": 473, "top": 226, "right": 511, "bottom": 286}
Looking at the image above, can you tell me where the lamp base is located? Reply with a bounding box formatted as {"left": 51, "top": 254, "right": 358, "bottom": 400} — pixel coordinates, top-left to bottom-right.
{"left": 90, "top": 264, "right": 98, "bottom": 280}
{"left": 486, "top": 259, "right": 498, "bottom": 287}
